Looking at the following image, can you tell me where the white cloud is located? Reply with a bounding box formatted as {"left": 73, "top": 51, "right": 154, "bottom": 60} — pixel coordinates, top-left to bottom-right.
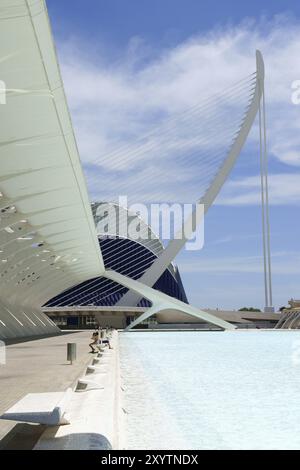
{"left": 57, "top": 14, "right": 300, "bottom": 203}
{"left": 179, "top": 250, "right": 300, "bottom": 275}
{"left": 209, "top": 233, "right": 260, "bottom": 245}
{"left": 218, "top": 172, "right": 300, "bottom": 205}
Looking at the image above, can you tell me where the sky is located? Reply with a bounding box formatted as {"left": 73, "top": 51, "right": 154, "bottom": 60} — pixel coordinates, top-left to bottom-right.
{"left": 47, "top": 0, "right": 300, "bottom": 311}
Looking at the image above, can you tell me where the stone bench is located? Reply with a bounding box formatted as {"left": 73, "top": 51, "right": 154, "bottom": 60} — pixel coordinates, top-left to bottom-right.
{"left": 0, "top": 388, "right": 72, "bottom": 426}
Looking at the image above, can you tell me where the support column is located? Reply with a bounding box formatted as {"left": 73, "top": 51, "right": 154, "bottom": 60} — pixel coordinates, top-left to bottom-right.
{"left": 258, "top": 78, "right": 274, "bottom": 313}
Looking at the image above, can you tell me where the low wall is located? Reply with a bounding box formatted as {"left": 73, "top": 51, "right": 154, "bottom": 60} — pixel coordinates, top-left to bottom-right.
{"left": 35, "top": 331, "right": 125, "bottom": 450}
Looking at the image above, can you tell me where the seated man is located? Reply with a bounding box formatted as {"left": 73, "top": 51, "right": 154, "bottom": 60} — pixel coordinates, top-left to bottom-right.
{"left": 89, "top": 330, "right": 99, "bottom": 353}
{"left": 98, "top": 333, "right": 113, "bottom": 350}
{"left": 101, "top": 339, "right": 113, "bottom": 350}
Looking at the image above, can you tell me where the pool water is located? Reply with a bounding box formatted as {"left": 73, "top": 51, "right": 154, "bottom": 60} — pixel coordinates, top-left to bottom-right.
{"left": 119, "top": 331, "right": 300, "bottom": 450}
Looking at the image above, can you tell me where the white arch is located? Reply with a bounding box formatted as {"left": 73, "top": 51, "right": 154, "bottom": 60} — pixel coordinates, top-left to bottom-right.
{"left": 0, "top": 0, "right": 266, "bottom": 337}
{"left": 118, "top": 51, "right": 265, "bottom": 311}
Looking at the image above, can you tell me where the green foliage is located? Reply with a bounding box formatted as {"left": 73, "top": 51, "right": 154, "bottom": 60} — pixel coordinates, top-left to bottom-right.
{"left": 238, "top": 307, "right": 262, "bottom": 312}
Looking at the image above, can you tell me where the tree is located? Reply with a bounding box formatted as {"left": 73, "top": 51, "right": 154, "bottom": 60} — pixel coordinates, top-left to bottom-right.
{"left": 238, "top": 307, "right": 262, "bottom": 312}
{"left": 279, "top": 306, "right": 288, "bottom": 312}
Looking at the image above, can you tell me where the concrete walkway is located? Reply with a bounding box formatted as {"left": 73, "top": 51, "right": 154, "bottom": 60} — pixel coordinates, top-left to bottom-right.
{"left": 0, "top": 330, "right": 93, "bottom": 449}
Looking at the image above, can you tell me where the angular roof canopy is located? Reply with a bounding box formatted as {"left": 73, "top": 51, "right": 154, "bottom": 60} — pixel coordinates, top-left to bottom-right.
{"left": 0, "top": 0, "right": 104, "bottom": 308}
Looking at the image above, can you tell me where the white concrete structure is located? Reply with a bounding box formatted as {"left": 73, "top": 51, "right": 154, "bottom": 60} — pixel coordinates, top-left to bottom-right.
{"left": 0, "top": 0, "right": 265, "bottom": 338}
{"left": 118, "top": 51, "right": 265, "bottom": 311}
{"left": 35, "top": 331, "right": 123, "bottom": 450}
{"left": 105, "top": 270, "right": 236, "bottom": 331}
{"left": 0, "top": 389, "right": 72, "bottom": 425}
{"left": 0, "top": 0, "right": 104, "bottom": 339}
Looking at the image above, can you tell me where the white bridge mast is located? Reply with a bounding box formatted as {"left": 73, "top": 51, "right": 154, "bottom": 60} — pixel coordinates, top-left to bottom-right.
{"left": 258, "top": 71, "right": 274, "bottom": 313}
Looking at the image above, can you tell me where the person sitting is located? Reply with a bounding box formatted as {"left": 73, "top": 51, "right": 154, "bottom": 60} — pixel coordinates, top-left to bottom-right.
{"left": 89, "top": 330, "right": 99, "bottom": 353}
{"left": 100, "top": 337, "right": 113, "bottom": 349}
{"left": 98, "top": 330, "right": 113, "bottom": 350}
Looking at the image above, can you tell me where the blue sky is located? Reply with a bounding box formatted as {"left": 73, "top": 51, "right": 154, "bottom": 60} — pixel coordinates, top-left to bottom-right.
{"left": 47, "top": 0, "right": 300, "bottom": 311}
{"left": 48, "top": 1, "right": 300, "bottom": 45}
